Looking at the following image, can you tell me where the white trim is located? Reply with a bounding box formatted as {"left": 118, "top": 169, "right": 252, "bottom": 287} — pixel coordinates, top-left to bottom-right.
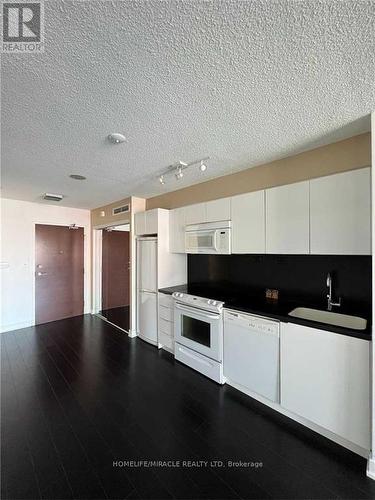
{"left": 367, "top": 457, "right": 375, "bottom": 480}
{"left": 92, "top": 229, "right": 103, "bottom": 314}
{"left": 92, "top": 221, "right": 134, "bottom": 337}
{"left": 369, "top": 111, "right": 375, "bottom": 480}
{"left": 226, "top": 377, "right": 370, "bottom": 459}
{"left": 130, "top": 211, "right": 137, "bottom": 335}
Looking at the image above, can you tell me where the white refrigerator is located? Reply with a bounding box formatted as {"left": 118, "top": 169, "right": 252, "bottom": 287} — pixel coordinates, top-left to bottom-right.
{"left": 137, "top": 237, "right": 158, "bottom": 345}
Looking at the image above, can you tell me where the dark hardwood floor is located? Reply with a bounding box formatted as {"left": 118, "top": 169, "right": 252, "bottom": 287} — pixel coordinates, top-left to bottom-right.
{"left": 100, "top": 306, "right": 130, "bottom": 332}
{"left": 1, "top": 314, "right": 374, "bottom": 500}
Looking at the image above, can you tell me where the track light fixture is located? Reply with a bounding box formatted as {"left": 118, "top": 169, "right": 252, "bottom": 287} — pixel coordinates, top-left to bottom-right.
{"left": 157, "top": 157, "right": 209, "bottom": 186}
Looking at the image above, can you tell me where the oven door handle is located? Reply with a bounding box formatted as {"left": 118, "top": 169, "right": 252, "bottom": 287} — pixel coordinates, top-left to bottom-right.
{"left": 175, "top": 303, "right": 221, "bottom": 320}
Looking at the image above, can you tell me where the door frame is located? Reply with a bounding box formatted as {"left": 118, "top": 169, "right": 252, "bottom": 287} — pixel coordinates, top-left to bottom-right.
{"left": 92, "top": 220, "right": 134, "bottom": 335}
{"left": 32, "top": 222, "right": 90, "bottom": 325}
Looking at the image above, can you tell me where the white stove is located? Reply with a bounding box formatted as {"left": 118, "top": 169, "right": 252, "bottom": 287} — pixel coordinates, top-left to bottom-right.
{"left": 172, "top": 292, "right": 225, "bottom": 384}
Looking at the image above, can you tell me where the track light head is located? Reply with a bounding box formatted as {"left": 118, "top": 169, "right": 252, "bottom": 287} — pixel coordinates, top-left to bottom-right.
{"left": 175, "top": 167, "right": 184, "bottom": 180}
{"left": 199, "top": 161, "right": 207, "bottom": 172}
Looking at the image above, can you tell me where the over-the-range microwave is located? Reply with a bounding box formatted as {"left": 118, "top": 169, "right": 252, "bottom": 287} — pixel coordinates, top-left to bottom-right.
{"left": 185, "top": 220, "right": 231, "bottom": 254}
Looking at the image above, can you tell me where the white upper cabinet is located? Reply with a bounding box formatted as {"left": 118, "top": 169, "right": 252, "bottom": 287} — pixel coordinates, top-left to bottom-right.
{"left": 134, "top": 209, "right": 163, "bottom": 236}
{"left": 184, "top": 203, "right": 206, "bottom": 225}
{"left": 169, "top": 206, "right": 186, "bottom": 253}
{"left": 231, "top": 191, "right": 265, "bottom": 253}
{"left": 266, "top": 181, "right": 310, "bottom": 254}
{"left": 206, "top": 198, "right": 231, "bottom": 223}
{"left": 310, "top": 168, "right": 371, "bottom": 255}
{"left": 145, "top": 208, "right": 158, "bottom": 234}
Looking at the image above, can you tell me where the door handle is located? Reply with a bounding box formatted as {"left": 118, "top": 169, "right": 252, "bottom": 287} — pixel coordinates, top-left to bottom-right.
{"left": 37, "top": 272, "right": 47, "bottom": 276}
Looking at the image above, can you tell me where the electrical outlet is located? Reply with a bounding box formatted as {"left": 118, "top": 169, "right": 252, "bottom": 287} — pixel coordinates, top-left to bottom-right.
{"left": 266, "top": 289, "right": 279, "bottom": 301}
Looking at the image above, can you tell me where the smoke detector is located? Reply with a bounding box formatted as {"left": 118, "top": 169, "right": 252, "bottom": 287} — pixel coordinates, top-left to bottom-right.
{"left": 43, "top": 193, "right": 63, "bottom": 202}
{"left": 108, "top": 133, "right": 126, "bottom": 144}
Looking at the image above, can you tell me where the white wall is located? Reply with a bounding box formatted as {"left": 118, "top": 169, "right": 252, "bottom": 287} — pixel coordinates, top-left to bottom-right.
{"left": 0, "top": 198, "right": 91, "bottom": 333}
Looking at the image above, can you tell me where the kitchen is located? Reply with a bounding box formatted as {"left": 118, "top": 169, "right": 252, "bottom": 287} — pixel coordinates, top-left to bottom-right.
{"left": 135, "top": 164, "right": 372, "bottom": 460}
{"left": 2, "top": 1, "right": 375, "bottom": 498}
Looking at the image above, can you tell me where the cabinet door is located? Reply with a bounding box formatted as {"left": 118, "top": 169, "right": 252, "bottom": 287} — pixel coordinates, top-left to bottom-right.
{"left": 184, "top": 203, "right": 207, "bottom": 225}
{"left": 134, "top": 212, "right": 146, "bottom": 236}
{"left": 266, "top": 181, "right": 309, "bottom": 254}
{"left": 169, "top": 207, "right": 186, "bottom": 253}
{"left": 280, "top": 323, "right": 370, "bottom": 449}
{"left": 145, "top": 209, "right": 158, "bottom": 235}
{"left": 231, "top": 191, "right": 265, "bottom": 253}
{"left": 310, "top": 168, "right": 371, "bottom": 255}
{"left": 206, "top": 198, "right": 231, "bottom": 223}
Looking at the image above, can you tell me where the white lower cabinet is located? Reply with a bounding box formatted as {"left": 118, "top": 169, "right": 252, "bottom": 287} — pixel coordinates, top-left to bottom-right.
{"left": 280, "top": 322, "right": 370, "bottom": 450}
{"left": 158, "top": 293, "right": 174, "bottom": 353}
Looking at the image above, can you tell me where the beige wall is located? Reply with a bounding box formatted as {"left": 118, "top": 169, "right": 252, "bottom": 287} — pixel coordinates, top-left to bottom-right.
{"left": 146, "top": 133, "right": 371, "bottom": 210}
{"left": 91, "top": 196, "right": 133, "bottom": 227}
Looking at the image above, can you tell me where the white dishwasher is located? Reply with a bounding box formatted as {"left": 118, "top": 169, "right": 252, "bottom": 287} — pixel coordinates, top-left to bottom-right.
{"left": 223, "top": 309, "right": 280, "bottom": 403}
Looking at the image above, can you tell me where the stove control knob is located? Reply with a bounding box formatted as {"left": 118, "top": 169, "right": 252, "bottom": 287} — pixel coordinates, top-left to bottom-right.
{"left": 207, "top": 300, "right": 212, "bottom": 305}
{"left": 212, "top": 301, "right": 217, "bottom": 306}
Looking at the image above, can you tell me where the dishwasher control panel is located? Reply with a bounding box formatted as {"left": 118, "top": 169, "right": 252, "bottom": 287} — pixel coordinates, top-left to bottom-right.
{"left": 224, "top": 310, "right": 279, "bottom": 336}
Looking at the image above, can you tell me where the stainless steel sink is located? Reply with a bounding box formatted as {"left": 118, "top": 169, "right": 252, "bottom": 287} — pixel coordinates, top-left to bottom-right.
{"left": 288, "top": 307, "right": 367, "bottom": 330}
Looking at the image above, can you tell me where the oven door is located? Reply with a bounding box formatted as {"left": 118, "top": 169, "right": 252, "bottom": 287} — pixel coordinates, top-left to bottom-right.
{"left": 174, "top": 302, "right": 223, "bottom": 361}
{"left": 185, "top": 229, "right": 217, "bottom": 254}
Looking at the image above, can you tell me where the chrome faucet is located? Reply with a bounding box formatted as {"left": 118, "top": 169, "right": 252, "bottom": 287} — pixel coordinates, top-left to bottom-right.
{"left": 326, "top": 272, "right": 341, "bottom": 311}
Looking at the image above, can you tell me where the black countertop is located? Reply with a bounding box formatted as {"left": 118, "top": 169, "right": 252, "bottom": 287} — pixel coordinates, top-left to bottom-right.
{"left": 159, "top": 283, "right": 371, "bottom": 341}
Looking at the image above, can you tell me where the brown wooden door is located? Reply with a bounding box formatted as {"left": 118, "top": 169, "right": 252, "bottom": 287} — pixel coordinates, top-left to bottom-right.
{"left": 35, "top": 224, "right": 84, "bottom": 325}
{"left": 102, "top": 230, "right": 130, "bottom": 311}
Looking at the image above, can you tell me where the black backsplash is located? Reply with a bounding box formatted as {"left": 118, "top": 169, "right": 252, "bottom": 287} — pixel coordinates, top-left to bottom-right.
{"left": 188, "top": 254, "right": 372, "bottom": 318}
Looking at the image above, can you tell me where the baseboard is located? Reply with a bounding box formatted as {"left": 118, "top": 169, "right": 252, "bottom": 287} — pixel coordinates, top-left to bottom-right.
{"left": 1, "top": 321, "right": 33, "bottom": 333}
{"left": 226, "top": 378, "right": 370, "bottom": 459}
{"left": 367, "top": 456, "right": 375, "bottom": 480}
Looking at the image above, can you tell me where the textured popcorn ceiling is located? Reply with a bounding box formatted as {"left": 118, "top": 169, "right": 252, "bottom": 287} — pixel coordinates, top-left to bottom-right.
{"left": 1, "top": 0, "right": 374, "bottom": 209}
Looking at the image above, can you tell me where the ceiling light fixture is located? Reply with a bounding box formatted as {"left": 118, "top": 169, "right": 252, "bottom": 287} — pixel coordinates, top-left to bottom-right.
{"left": 69, "top": 174, "right": 86, "bottom": 180}
{"left": 108, "top": 133, "right": 126, "bottom": 144}
{"left": 158, "top": 157, "right": 209, "bottom": 186}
